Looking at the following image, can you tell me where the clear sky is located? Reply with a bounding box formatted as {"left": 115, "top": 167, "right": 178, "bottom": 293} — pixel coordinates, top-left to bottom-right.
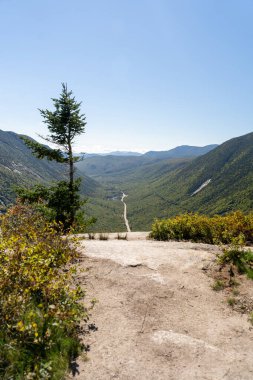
{"left": 0, "top": 0, "right": 253, "bottom": 153}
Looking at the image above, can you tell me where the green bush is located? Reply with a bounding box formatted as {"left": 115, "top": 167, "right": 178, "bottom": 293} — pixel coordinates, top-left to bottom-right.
{"left": 150, "top": 211, "right": 253, "bottom": 245}
{"left": 15, "top": 180, "right": 96, "bottom": 233}
{"left": 218, "top": 247, "right": 253, "bottom": 280}
{"left": 0, "top": 204, "right": 88, "bottom": 379}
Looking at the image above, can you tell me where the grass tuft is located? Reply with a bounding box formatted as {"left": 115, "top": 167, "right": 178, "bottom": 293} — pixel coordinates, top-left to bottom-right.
{"left": 117, "top": 233, "right": 127, "bottom": 240}
{"left": 212, "top": 280, "right": 225, "bottom": 291}
{"left": 227, "top": 297, "right": 236, "bottom": 307}
{"left": 99, "top": 233, "right": 109, "bottom": 240}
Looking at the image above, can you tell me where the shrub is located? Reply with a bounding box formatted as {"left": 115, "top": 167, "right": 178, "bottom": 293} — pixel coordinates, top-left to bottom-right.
{"left": 150, "top": 211, "right": 253, "bottom": 245}
{"left": 0, "top": 204, "right": 88, "bottom": 379}
{"left": 218, "top": 246, "right": 253, "bottom": 280}
{"left": 16, "top": 181, "right": 96, "bottom": 233}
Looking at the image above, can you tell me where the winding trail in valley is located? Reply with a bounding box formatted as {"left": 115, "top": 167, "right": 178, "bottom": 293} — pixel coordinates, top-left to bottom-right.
{"left": 121, "top": 192, "right": 131, "bottom": 232}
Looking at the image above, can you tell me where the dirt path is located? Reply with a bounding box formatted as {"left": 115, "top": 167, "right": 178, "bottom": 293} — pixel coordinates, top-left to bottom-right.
{"left": 121, "top": 193, "right": 131, "bottom": 232}
{"left": 73, "top": 233, "right": 253, "bottom": 380}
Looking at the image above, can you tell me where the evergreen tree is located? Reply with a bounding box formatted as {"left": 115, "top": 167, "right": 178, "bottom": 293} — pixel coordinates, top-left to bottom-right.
{"left": 22, "top": 83, "right": 87, "bottom": 230}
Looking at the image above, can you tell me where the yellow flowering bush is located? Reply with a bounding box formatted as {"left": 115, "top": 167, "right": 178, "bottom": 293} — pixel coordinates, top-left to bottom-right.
{"left": 151, "top": 211, "right": 253, "bottom": 245}
{"left": 0, "top": 204, "right": 88, "bottom": 379}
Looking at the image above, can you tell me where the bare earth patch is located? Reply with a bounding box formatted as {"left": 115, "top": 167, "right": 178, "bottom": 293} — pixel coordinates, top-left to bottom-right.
{"left": 71, "top": 233, "right": 253, "bottom": 380}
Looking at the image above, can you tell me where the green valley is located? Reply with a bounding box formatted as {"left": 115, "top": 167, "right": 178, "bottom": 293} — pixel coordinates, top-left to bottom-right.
{"left": 1, "top": 130, "right": 253, "bottom": 233}
{"left": 78, "top": 132, "right": 253, "bottom": 231}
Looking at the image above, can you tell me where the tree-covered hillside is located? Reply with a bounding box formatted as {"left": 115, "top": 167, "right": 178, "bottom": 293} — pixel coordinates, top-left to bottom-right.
{"left": 0, "top": 130, "right": 100, "bottom": 206}
{"left": 126, "top": 132, "right": 253, "bottom": 230}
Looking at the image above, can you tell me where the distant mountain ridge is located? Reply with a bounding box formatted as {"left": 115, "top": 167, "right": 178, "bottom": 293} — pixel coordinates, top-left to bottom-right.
{"left": 144, "top": 144, "right": 218, "bottom": 159}
{"left": 83, "top": 151, "right": 142, "bottom": 158}
{"left": 76, "top": 144, "right": 218, "bottom": 178}
{"left": 80, "top": 145, "right": 218, "bottom": 159}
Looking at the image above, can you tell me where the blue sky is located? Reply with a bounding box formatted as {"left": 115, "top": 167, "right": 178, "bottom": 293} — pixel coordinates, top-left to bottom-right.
{"left": 0, "top": 0, "right": 253, "bottom": 153}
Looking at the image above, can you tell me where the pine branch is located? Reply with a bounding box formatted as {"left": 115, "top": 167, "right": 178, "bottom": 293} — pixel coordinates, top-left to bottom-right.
{"left": 21, "top": 137, "right": 68, "bottom": 163}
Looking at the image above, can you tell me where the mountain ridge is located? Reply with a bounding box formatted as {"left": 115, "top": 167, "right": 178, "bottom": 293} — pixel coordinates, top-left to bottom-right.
{"left": 76, "top": 144, "right": 218, "bottom": 179}
{"left": 143, "top": 144, "right": 218, "bottom": 159}
{"left": 79, "top": 144, "right": 218, "bottom": 159}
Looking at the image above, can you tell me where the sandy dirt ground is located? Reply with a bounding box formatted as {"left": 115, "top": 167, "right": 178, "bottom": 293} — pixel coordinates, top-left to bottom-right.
{"left": 71, "top": 233, "right": 253, "bottom": 380}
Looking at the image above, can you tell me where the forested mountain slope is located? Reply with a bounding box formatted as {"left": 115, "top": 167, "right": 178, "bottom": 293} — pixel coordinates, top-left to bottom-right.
{"left": 0, "top": 130, "right": 100, "bottom": 206}
{"left": 126, "top": 132, "right": 253, "bottom": 230}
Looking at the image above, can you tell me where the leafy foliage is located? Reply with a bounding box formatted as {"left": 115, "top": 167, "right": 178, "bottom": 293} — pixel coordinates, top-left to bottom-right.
{"left": 151, "top": 211, "right": 253, "bottom": 245}
{"left": 0, "top": 204, "right": 88, "bottom": 379}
